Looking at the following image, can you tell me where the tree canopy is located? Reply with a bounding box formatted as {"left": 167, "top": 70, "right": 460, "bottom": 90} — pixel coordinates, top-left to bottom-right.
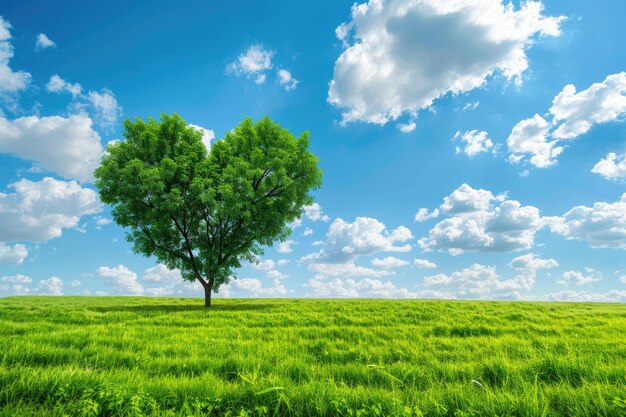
{"left": 95, "top": 113, "right": 322, "bottom": 306}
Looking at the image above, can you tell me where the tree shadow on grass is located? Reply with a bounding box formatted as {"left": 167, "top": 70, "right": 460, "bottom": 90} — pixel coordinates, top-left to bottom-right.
{"left": 89, "top": 302, "right": 278, "bottom": 313}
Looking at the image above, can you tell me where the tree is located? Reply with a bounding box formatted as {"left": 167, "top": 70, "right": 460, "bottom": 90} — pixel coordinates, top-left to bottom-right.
{"left": 95, "top": 113, "right": 322, "bottom": 307}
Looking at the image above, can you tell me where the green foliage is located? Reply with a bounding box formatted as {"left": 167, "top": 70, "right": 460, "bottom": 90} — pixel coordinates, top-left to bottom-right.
{"left": 1, "top": 297, "right": 626, "bottom": 416}
{"left": 94, "top": 114, "right": 322, "bottom": 298}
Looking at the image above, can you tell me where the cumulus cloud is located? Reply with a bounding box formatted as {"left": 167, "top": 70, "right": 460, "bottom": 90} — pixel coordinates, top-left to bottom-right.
{"left": 509, "top": 253, "right": 558, "bottom": 272}
{"left": 308, "top": 262, "right": 394, "bottom": 279}
{"left": 142, "top": 264, "right": 182, "bottom": 283}
{"left": 413, "top": 258, "right": 437, "bottom": 269}
{"left": 419, "top": 184, "right": 544, "bottom": 254}
{"left": 234, "top": 277, "right": 289, "bottom": 297}
{"left": 328, "top": 0, "right": 563, "bottom": 125}
{"left": 0, "top": 113, "right": 104, "bottom": 182}
{"left": 371, "top": 256, "right": 409, "bottom": 268}
{"left": 188, "top": 124, "right": 215, "bottom": 151}
{"left": 544, "top": 290, "right": 626, "bottom": 302}
{"left": 276, "top": 240, "right": 295, "bottom": 253}
{"left": 96, "top": 265, "right": 143, "bottom": 295}
{"left": 35, "top": 33, "right": 56, "bottom": 49}
{"left": 592, "top": 152, "right": 626, "bottom": 181}
{"left": 0, "top": 177, "right": 101, "bottom": 243}
{"left": 0, "top": 242, "right": 28, "bottom": 264}
{"left": 0, "top": 17, "right": 31, "bottom": 95}
{"left": 251, "top": 259, "right": 275, "bottom": 271}
{"left": 277, "top": 69, "right": 299, "bottom": 91}
{"left": 303, "top": 203, "right": 330, "bottom": 222}
{"left": 301, "top": 216, "right": 412, "bottom": 264}
{"left": 508, "top": 72, "right": 626, "bottom": 168}
{"left": 46, "top": 74, "right": 82, "bottom": 97}
{"left": 305, "top": 277, "right": 425, "bottom": 298}
{"left": 1, "top": 274, "right": 64, "bottom": 296}
{"left": 453, "top": 130, "right": 494, "bottom": 157}
{"left": 547, "top": 193, "right": 626, "bottom": 249}
{"left": 87, "top": 89, "right": 122, "bottom": 130}
{"left": 414, "top": 208, "right": 439, "bottom": 222}
{"left": 227, "top": 44, "right": 274, "bottom": 83}
{"left": 556, "top": 269, "right": 602, "bottom": 286}
{"left": 37, "top": 276, "right": 63, "bottom": 295}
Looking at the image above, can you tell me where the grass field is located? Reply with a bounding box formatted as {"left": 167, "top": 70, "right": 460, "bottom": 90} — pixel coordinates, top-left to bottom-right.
{"left": 1, "top": 297, "right": 625, "bottom": 416}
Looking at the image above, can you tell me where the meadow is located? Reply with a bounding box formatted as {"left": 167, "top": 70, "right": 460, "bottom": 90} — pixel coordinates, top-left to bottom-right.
{"left": 0, "top": 297, "right": 625, "bottom": 416}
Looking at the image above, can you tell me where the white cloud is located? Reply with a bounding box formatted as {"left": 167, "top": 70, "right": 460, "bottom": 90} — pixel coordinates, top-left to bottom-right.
{"left": 454, "top": 130, "right": 494, "bottom": 157}
{"left": 414, "top": 208, "right": 439, "bottom": 222}
{"left": 413, "top": 258, "right": 437, "bottom": 269}
{"left": 0, "top": 242, "right": 27, "bottom": 264}
{"left": 556, "top": 269, "right": 602, "bottom": 286}
{"left": 303, "top": 203, "right": 330, "bottom": 222}
{"left": 308, "top": 262, "right": 394, "bottom": 279}
{"left": 142, "top": 264, "right": 182, "bottom": 283}
{"left": 462, "top": 101, "right": 480, "bottom": 111}
{"left": 548, "top": 193, "right": 626, "bottom": 249}
{"left": 188, "top": 124, "right": 215, "bottom": 151}
{"left": 276, "top": 240, "right": 295, "bottom": 253}
{"left": 251, "top": 259, "right": 275, "bottom": 271}
{"left": 0, "top": 113, "right": 104, "bottom": 182}
{"left": 301, "top": 217, "right": 412, "bottom": 264}
{"left": 544, "top": 290, "right": 626, "bottom": 302}
{"left": 371, "top": 256, "right": 409, "bottom": 269}
{"left": 227, "top": 44, "right": 274, "bottom": 82}
{"left": 35, "top": 33, "right": 56, "bottom": 49}
{"left": 592, "top": 152, "right": 626, "bottom": 181}
{"left": 303, "top": 227, "right": 313, "bottom": 236}
{"left": 397, "top": 121, "right": 416, "bottom": 133}
{"left": 37, "top": 276, "right": 63, "bottom": 295}
{"left": 70, "top": 280, "right": 81, "bottom": 287}
{"left": 509, "top": 253, "right": 558, "bottom": 272}
{"left": 508, "top": 72, "right": 626, "bottom": 168}
{"left": 87, "top": 89, "right": 122, "bottom": 130}
{"left": 277, "top": 69, "right": 299, "bottom": 91}
{"left": 328, "top": 0, "right": 563, "bottom": 125}
{"left": 1, "top": 274, "right": 32, "bottom": 284}
{"left": 0, "top": 177, "right": 101, "bottom": 242}
{"left": 96, "top": 265, "right": 143, "bottom": 295}
{"left": 277, "top": 259, "right": 289, "bottom": 266}
{"left": 267, "top": 270, "right": 288, "bottom": 280}
{"left": 0, "top": 17, "right": 31, "bottom": 95}
{"left": 233, "top": 277, "right": 289, "bottom": 297}
{"left": 419, "top": 184, "right": 544, "bottom": 254}
{"left": 46, "top": 74, "right": 82, "bottom": 97}
{"left": 306, "top": 277, "right": 421, "bottom": 298}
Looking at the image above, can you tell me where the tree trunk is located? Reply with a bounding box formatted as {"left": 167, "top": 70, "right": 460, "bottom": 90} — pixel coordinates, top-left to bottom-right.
{"left": 204, "top": 284, "right": 212, "bottom": 308}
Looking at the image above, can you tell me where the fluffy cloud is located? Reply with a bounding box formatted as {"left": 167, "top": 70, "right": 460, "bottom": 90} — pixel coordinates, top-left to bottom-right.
{"left": 544, "top": 290, "right": 626, "bottom": 302}
{"left": 306, "top": 277, "right": 424, "bottom": 298}
{"left": 142, "top": 264, "right": 182, "bottom": 283}
{"left": 0, "top": 17, "right": 31, "bottom": 95}
{"left": 227, "top": 44, "right": 274, "bottom": 84}
{"left": 397, "top": 120, "right": 416, "bottom": 133}
{"left": 35, "top": 33, "right": 56, "bottom": 49}
{"left": 188, "top": 124, "right": 215, "bottom": 151}
{"left": 0, "top": 242, "right": 28, "bottom": 264}
{"left": 328, "top": 0, "right": 563, "bottom": 125}
{"left": 276, "top": 240, "right": 295, "bottom": 253}
{"left": 371, "top": 256, "right": 409, "bottom": 269}
{"left": 414, "top": 208, "right": 439, "bottom": 222}
{"left": 96, "top": 265, "right": 143, "bottom": 295}
{"left": 0, "top": 177, "right": 101, "bottom": 242}
{"left": 46, "top": 74, "right": 82, "bottom": 97}
{"left": 592, "top": 152, "right": 626, "bottom": 181}
{"left": 303, "top": 203, "right": 330, "bottom": 222}
{"left": 37, "top": 277, "right": 63, "bottom": 295}
{"left": 302, "top": 216, "right": 412, "bottom": 264}
{"left": 233, "top": 277, "right": 289, "bottom": 297}
{"left": 308, "top": 262, "right": 394, "bottom": 279}
{"left": 509, "top": 253, "right": 558, "bottom": 272}
{"left": 413, "top": 258, "right": 437, "bottom": 269}
{"left": 419, "top": 184, "right": 544, "bottom": 254}
{"left": 87, "top": 89, "right": 122, "bottom": 130}
{"left": 0, "top": 113, "right": 104, "bottom": 182}
{"left": 548, "top": 193, "right": 626, "bottom": 249}
{"left": 454, "top": 130, "right": 494, "bottom": 157}
{"left": 251, "top": 259, "right": 275, "bottom": 271}
{"left": 556, "top": 269, "right": 602, "bottom": 286}
{"left": 277, "top": 69, "right": 299, "bottom": 91}
{"left": 508, "top": 72, "right": 626, "bottom": 168}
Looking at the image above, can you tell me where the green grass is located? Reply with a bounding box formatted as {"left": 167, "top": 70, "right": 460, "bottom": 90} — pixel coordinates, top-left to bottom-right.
{"left": 1, "top": 297, "right": 625, "bottom": 416}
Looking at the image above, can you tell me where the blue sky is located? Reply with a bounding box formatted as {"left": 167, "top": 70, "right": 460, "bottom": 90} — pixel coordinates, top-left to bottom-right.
{"left": 1, "top": 0, "right": 625, "bottom": 301}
